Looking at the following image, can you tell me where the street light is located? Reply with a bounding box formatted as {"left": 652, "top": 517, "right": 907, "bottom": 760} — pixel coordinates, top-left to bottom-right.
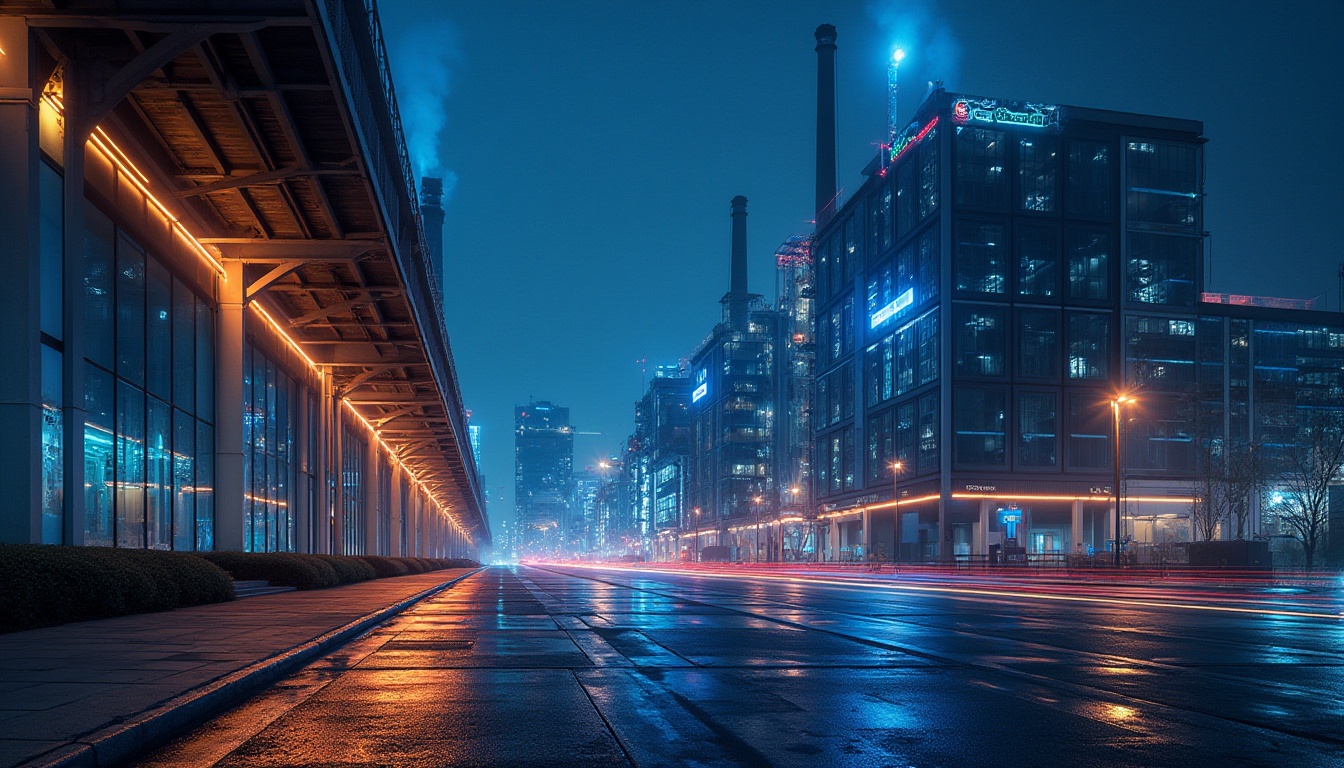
{"left": 693, "top": 507, "right": 701, "bottom": 564}
{"left": 789, "top": 487, "right": 801, "bottom": 562}
{"left": 891, "top": 461, "right": 904, "bottom": 564}
{"left": 753, "top": 495, "right": 764, "bottom": 562}
{"left": 1110, "top": 394, "right": 1136, "bottom": 568}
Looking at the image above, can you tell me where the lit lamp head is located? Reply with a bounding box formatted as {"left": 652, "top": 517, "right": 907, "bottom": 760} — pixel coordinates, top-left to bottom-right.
{"left": 892, "top": 47, "right": 906, "bottom": 65}
{"left": 891, "top": 460, "right": 904, "bottom": 474}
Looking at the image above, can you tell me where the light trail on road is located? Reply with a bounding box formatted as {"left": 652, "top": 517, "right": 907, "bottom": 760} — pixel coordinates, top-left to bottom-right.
{"left": 554, "top": 563, "right": 1344, "bottom": 621}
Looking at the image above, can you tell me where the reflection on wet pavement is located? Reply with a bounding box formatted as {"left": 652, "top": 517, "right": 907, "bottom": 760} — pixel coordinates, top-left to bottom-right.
{"left": 142, "top": 566, "right": 1344, "bottom": 767}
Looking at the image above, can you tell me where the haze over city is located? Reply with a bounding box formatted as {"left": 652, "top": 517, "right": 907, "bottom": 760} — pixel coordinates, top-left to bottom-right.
{"left": 384, "top": 0, "right": 1344, "bottom": 533}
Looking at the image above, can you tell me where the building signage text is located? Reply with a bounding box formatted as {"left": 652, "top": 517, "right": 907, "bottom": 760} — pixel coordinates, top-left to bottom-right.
{"left": 889, "top": 116, "right": 939, "bottom": 164}
{"left": 870, "top": 288, "right": 914, "bottom": 329}
{"left": 952, "top": 98, "right": 1059, "bottom": 130}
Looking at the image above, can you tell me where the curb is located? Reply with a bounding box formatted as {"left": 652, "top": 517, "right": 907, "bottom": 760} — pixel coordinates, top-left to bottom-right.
{"left": 19, "top": 567, "right": 485, "bottom": 768}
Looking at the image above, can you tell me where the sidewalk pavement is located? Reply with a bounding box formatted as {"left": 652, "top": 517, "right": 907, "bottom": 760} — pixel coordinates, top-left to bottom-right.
{"left": 0, "top": 568, "right": 481, "bottom": 768}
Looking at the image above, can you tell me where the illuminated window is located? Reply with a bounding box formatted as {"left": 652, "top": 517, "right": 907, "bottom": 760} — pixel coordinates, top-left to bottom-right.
{"left": 1017, "top": 224, "right": 1059, "bottom": 299}
{"left": 1018, "top": 309, "right": 1060, "bottom": 380}
{"left": 955, "top": 127, "right": 1006, "bottom": 210}
{"left": 1126, "top": 141, "right": 1200, "bottom": 231}
{"left": 1127, "top": 232, "right": 1199, "bottom": 306}
{"left": 1017, "top": 392, "right": 1057, "bottom": 467}
{"left": 955, "top": 305, "right": 1006, "bottom": 377}
{"left": 1066, "top": 140, "right": 1112, "bottom": 218}
{"left": 1066, "top": 230, "right": 1110, "bottom": 301}
{"left": 955, "top": 387, "right": 1006, "bottom": 467}
{"left": 955, "top": 219, "right": 1007, "bottom": 294}
{"left": 1067, "top": 312, "right": 1109, "bottom": 380}
{"left": 1018, "top": 136, "right": 1057, "bottom": 212}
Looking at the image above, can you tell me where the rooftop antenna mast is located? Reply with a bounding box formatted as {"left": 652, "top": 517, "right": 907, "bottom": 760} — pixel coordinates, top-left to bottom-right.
{"left": 887, "top": 48, "right": 906, "bottom": 151}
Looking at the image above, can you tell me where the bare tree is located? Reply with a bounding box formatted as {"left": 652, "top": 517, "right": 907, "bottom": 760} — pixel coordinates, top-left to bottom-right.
{"left": 1189, "top": 437, "right": 1228, "bottom": 542}
{"left": 1272, "top": 414, "right": 1344, "bottom": 570}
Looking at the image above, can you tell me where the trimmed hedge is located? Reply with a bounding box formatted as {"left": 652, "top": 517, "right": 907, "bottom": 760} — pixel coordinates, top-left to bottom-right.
{"left": 359, "top": 556, "right": 410, "bottom": 578}
{"left": 313, "top": 554, "right": 377, "bottom": 585}
{"left": 195, "top": 551, "right": 340, "bottom": 590}
{"left": 0, "top": 544, "right": 234, "bottom": 633}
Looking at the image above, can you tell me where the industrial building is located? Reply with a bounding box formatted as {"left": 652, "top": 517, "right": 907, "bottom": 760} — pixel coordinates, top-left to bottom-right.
{"left": 683, "top": 197, "right": 792, "bottom": 561}
{"left": 0, "top": 2, "right": 485, "bottom": 557}
{"left": 808, "top": 27, "right": 1344, "bottom": 563}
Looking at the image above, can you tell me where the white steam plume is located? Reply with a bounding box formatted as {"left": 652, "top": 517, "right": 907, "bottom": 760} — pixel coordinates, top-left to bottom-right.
{"left": 867, "top": 0, "right": 963, "bottom": 91}
{"left": 385, "top": 8, "right": 460, "bottom": 199}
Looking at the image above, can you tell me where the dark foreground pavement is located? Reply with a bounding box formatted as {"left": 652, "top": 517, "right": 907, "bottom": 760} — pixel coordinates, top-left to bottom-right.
{"left": 0, "top": 569, "right": 477, "bottom": 768}
{"left": 140, "top": 565, "right": 1344, "bottom": 768}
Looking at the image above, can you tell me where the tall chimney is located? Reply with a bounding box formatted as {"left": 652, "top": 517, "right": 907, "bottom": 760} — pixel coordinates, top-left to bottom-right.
{"left": 814, "top": 24, "right": 838, "bottom": 227}
{"left": 726, "top": 195, "right": 749, "bottom": 331}
{"left": 420, "top": 176, "right": 445, "bottom": 299}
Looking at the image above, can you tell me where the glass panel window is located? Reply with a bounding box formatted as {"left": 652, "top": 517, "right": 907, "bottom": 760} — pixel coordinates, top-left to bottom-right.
{"left": 1067, "top": 392, "right": 1111, "bottom": 469}
{"left": 1066, "top": 140, "right": 1112, "bottom": 218}
{"left": 1067, "top": 230, "right": 1110, "bottom": 301}
{"left": 866, "top": 409, "right": 894, "bottom": 485}
{"left": 173, "top": 409, "right": 195, "bottom": 551}
{"left": 196, "top": 420, "right": 214, "bottom": 550}
{"left": 116, "top": 236, "right": 146, "bottom": 386}
{"left": 869, "top": 188, "right": 891, "bottom": 256}
{"left": 918, "top": 227, "right": 940, "bottom": 305}
{"left": 897, "top": 160, "right": 918, "bottom": 240}
{"left": 895, "top": 401, "right": 916, "bottom": 469}
{"left": 1127, "top": 232, "right": 1199, "bottom": 306}
{"left": 116, "top": 380, "right": 145, "bottom": 548}
{"left": 1017, "top": 392, "right": 1057, "bottom": 467}
{"left": 1126, "top": 315, "right": 1198, "bottom": 390}
{"left": 955, "top": 388, "right": 1006, "bottom": 466}
{"left": 39, "top": 162, "right": 63, "bottom": 340}
{"left": 196, "top": 297, "right": 214, "bottom": 421}
{"left": 919, "top": 125, "right": 939, "bottom": 219}
{"left": 85, "top": 364, "right": 115, "bottom": 546}
{"left": 955, "top": 127, "right": 1006, "bottom": 209}
{"left": 1068, "top": 313, "right": 1110, "bottom": 380}
{"left": 954, "top": 305, "right": 1006, "bottom": 377}
{"left": 1126, "top": 141, "right": 1199, "bottom": 231}
{"left": 955, "top": 220, "right": 1007, "bottom": 294}
{"left": 918, "top": 393, "right": 939, "bottom": 473}
{"left": 40, "top": 345, "right": 62, "bottom": 544}
{"left": 1018, "top": 309, "right": 1060, "bottom": 380}
{"left": 173, "top": 280, "right": 195, "bottom": 414}
{"left": 1018, "top": 135, "right": 1057, "bottom": 212}
{"left": 146, "top": 398, "right": 171, "bottom": 550}
{"left": 146, "top": 260, "right": 172, "bottom": 400}
{"left": 84, "top": 204, "right": 116, "bottom": 368}
{"left": 1017, "top": 225, "right": 1059, "bottom": 299}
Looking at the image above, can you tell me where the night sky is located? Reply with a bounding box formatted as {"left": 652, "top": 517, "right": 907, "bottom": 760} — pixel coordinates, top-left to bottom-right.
{"left": 377, "top": 0, "right": 1344, "bottom": 542}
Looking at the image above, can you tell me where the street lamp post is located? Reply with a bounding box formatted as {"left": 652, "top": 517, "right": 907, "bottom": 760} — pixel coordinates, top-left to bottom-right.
{"left": 753, "top": 495, "right": 763, "bottom": 562}
{"left": 693, "top": 507, "right": 701, "bottom": 563}
{"left": 891, "top": 461, "right": 904, "bottom": 564}
{"left": 789, "top": 487, "right": 800, "bottom": 562}
{"left": 1110, "top": 394, "right": 1135, "bottom": 568}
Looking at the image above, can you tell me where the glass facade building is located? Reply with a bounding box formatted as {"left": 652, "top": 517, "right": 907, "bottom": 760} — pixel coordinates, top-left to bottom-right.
{"left": 811, "top": 89, "right": 1344, "bottom": 563}
{"left": 0, "top": 11, "right": 484, "bottom": 558}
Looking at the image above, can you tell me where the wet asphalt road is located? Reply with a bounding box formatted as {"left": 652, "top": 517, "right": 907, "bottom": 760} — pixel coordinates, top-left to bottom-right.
{"left": 141, "top": 565, "right": 1344, "bottom": 767}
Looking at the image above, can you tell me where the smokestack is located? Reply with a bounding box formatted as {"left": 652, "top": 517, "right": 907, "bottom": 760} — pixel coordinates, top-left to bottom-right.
{"left": 420, "top": 176, "right": 445, "bottom": 299}
{"left": 814, "top": 24, "right": 838, "bottom": 227}
{"left": 726, "top": 195, "right": 749, "bottom": 331}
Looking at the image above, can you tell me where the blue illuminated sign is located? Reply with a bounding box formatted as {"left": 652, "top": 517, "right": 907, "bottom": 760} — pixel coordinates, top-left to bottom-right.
{"left": 692, "top": 382, "right": 708, "bottom": 402}
{"left": 870, "top": 288, "right": 914, "bottom": 329}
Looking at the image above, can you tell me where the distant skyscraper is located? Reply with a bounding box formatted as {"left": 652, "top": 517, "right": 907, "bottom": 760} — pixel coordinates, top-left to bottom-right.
{"left": 514, "top": 401, "right": 574, "bottom": 555}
